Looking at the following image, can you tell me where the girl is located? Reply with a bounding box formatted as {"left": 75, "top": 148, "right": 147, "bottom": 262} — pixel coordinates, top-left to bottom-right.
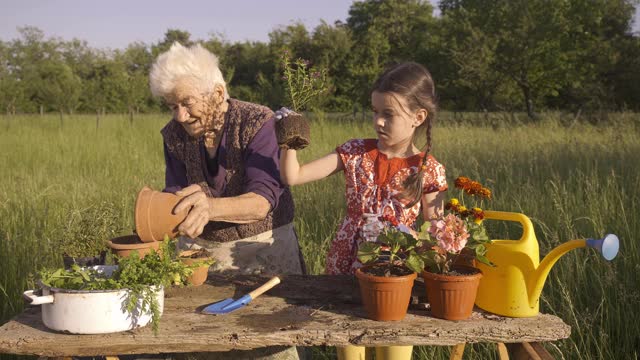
{"left": 279, "top": 62, "right": 448, "bottom": 360}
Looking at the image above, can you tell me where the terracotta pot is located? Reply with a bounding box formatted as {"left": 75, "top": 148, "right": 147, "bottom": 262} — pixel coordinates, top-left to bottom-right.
{"left": 179, "top": 250, "right": 214, "bottom": 286}
{"left": 135, "top": 186, "right": 188, "bottom": 243}
{"left": 422, "top": 266, "right": 482, "bottom": 320}
{"left": 107, "top": 235, "right": 161, "bottom": 259}
{"left": 355, "top": 265, "right": 417, "bottom": 321}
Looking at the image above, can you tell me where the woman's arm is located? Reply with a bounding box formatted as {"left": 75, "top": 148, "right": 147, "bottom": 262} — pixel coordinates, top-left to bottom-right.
{"left": 280, "top": 149, "right": 344, "bottom": 186}
{"left": 174, "top": 185, "right": 272, "bottom": 238}
{"left": 421, "top": 190, "right": 446, "bottom": 221}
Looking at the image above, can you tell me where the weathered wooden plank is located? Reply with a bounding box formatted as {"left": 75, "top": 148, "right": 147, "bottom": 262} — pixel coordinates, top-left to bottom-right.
{"left": 0, "top": 274, "right": 571, "bottom": 357}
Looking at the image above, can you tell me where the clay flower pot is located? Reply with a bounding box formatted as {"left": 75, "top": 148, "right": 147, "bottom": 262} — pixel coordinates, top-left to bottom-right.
{"left": 107, "top": 235, "right": 161, "bottom": 259}
{"left": 355, "top": 265, "right": 417, "bottom": 321}
{"left": 135, "top": 186, "right": 188, "bottom": 242}
{"left": 422, "top": 266, "right": 482, "bottom": 320}
{"left": 178, "top": 249, "right": 214, "bottom": 286}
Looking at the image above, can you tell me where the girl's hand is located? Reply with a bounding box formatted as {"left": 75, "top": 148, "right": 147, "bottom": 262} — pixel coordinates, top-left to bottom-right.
{"left": 275, "top": 107, "right": 310, "bottom": 150}
{"left": 174, "top": 184, "right": 211, "bottom": 239}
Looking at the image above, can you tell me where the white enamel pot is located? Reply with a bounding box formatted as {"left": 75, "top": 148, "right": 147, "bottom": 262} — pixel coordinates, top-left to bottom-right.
{"left": 23, "top": 265, "right": 164, "bottom": 334}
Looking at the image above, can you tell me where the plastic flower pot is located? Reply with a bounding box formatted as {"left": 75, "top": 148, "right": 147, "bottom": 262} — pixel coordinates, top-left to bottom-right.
{"left": 422, "top": 266, "right": 482, "bottom": 320}
{"left": 107, "top": 235, "right": 161, "bottom": 260}
{"left": 178, "top": 249, "right": 214, "bottom": 286}
{"left": 355, "top": 265, "right": 417, "bottom": 321}
{"left": 135, "top": 186, "right": 188, "bottom": 243}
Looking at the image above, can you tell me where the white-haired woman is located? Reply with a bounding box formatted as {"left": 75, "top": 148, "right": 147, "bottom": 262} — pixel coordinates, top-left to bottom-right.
{"left": 150, "top": 42, "right": 305, "bottom": 360}
{"left": 150, "top": 42, "right": 304, "bottom": 274}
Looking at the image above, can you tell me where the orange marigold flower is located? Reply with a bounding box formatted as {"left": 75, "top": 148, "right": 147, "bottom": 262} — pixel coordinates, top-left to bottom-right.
{"left": 479, "top": 188, "right": 492, "bottom": 199}
{"left": 472, "top": 207, "right": 484, "bottom": 220}
{"left": 454, "top": 176, "right": 471, "bottom": 189}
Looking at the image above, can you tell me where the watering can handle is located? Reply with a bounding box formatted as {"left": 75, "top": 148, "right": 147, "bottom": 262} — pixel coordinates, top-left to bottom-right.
{"left": 482, "top": 210, "right": 535, "bottom": 244}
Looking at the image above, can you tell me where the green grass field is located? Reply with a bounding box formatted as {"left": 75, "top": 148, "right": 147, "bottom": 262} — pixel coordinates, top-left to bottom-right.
{"left": 0, "top": 112, "right": 638, "bottom": 359}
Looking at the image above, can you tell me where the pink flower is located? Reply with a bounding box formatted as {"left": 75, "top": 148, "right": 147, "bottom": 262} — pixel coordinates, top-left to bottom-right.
{"left": 428, "top": 213, "right": 469, "bottom": 253}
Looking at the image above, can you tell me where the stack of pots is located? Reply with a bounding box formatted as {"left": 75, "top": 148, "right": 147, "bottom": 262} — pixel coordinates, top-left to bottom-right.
{"left": 107, "top": 187, "right": 187, "bottom": 259}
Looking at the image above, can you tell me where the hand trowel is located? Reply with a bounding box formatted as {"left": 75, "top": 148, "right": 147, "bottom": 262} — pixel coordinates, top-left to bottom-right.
{"left": 201, "top": 276, "right": 280, "bottom": 315}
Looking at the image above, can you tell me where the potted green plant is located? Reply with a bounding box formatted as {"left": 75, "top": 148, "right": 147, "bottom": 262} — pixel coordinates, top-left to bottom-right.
{"left": 178, "top": 249, "right": 216, "bottom": 286}
{"left": 274, "top": 49, "right": 329, "bottom": 150}
{"left": 31, "top": 238, "right": 193, "bottom": 334}
{"left": 418, "top": 176, "right": 494, "bottom": 320}
{"left": 356, "top": 216, "right": 424, "bottom": 321}
{"left": 59, "top": 202, "right": 122, "bottom": 269}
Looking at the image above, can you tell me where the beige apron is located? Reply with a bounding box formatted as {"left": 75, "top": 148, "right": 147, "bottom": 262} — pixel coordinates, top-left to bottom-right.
{"left": 177, "top": 223, "right": 304, "bottom": 275}
{"left": 173, "top": 223, "right": 305, "bottom": 360}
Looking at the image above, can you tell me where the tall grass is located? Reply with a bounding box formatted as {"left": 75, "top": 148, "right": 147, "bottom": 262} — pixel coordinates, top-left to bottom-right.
{"left": 0, "top": 112, "right": 638, "bottom": 359}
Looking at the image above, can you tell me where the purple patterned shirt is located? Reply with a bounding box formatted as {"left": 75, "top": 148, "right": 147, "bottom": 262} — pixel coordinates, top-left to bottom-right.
{"left": 163, "top": 117, "right": 284, "bottom": 210}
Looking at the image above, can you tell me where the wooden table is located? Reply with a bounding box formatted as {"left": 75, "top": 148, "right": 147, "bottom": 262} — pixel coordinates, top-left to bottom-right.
{"left": 0, "top": 274, "right": 570, "bottom": 358}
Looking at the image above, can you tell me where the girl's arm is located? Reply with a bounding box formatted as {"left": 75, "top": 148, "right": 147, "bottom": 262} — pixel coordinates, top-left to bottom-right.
{"left": 421, "top": 190, "right": 446, "bottom": 221}
{"left": 280, "top": 149, "right": 344, "bottom": 186}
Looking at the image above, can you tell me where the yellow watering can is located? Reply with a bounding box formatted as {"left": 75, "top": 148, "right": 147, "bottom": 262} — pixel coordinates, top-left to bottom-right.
{"left": 475, "top": 210, "right": 619, "bottom": 317}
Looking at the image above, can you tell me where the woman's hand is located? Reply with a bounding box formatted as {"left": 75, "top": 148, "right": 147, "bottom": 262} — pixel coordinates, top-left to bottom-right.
{"left": 174, "top": 184, "right": 211, "bottom": 239}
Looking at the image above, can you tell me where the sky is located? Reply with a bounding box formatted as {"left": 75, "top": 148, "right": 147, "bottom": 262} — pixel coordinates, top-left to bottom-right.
{"left": 0, "top": 0, "right": 355, "bottom": 49}
{"left": 1, "top": 0, "right": 638, "bottom": 50}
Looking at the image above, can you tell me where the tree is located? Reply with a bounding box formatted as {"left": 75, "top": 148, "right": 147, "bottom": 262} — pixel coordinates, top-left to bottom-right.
{"left": 554, "top": 0, "right": 639, "bottom": 112}
{"left": 348, "top": 0, "right": 435, "bottom": 62}
{"left": 36, "top": 60, "right": 81, "bottom": 118}
{"left": 440, "top": 0, "right": 577, "bottom": 118}
{"left": 310, "top": 21, "right": 354, "bottom": 111}
{"left": 345, "top": 0, "right": 436, "bottom": 110}
{"left": 437, "top": 10, "right": 516, "bottom": 111}
{"left": 152, "top": 29, "right": 193, "bottom": 57}
{"left": 0, "top": 41, "right": 24, "bottom": 114}
{"left": 269, "top": 22, "right": 313, "bottom": 61}
{"left": 8, "top": 26, "right": 63, "bottom": 113}
{"left": 112, "top": 46, "right": 153, "bottom": 118}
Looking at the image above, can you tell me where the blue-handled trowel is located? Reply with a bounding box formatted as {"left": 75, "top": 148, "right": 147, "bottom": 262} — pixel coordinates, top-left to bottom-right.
{"left": 201, "top": 276, "right": 281, "bottom": 315}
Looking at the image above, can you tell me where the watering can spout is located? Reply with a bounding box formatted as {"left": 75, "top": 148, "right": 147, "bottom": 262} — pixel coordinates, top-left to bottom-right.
{"left": 527, "top": 234, "right": 619, "bottom": 308}
{"left": 586, "top": 234, "right": 620, "bottom": 261}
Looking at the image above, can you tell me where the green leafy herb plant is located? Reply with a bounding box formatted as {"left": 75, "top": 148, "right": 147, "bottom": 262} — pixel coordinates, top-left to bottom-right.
{"left": 58, "top": 202, "right": 123, "bottom": 259}
{"left": 39, "top": 237, "right": 196, "bottom": 333}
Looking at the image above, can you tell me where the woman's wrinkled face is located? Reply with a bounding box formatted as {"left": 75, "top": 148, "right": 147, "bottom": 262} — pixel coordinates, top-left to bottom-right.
{"left": 165, "top": 78, "right": 219, "bottom": 138}
{"left": 371, "top": 91, "right": 421, "bottom": 148}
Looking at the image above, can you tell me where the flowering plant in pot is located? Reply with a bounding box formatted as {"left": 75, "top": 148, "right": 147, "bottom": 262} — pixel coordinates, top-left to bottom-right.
{"left": 355, "top": 216, "right": 423, "bottom": 321}
{"left": 418, "top": 176, "right": 494, "bottom": 320}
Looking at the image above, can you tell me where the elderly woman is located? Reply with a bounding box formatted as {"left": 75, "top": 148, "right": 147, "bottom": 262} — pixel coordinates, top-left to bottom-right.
{"left": 149, "top": 42, "right": 305, "bottom": 275}
{"left": 149, "top": 43, "right": 305, "bottom": 360}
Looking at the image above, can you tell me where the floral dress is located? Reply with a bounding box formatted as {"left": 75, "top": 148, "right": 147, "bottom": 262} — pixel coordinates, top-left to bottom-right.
{"left": 325, "top": 139, "right": 448, "bottom": 275}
